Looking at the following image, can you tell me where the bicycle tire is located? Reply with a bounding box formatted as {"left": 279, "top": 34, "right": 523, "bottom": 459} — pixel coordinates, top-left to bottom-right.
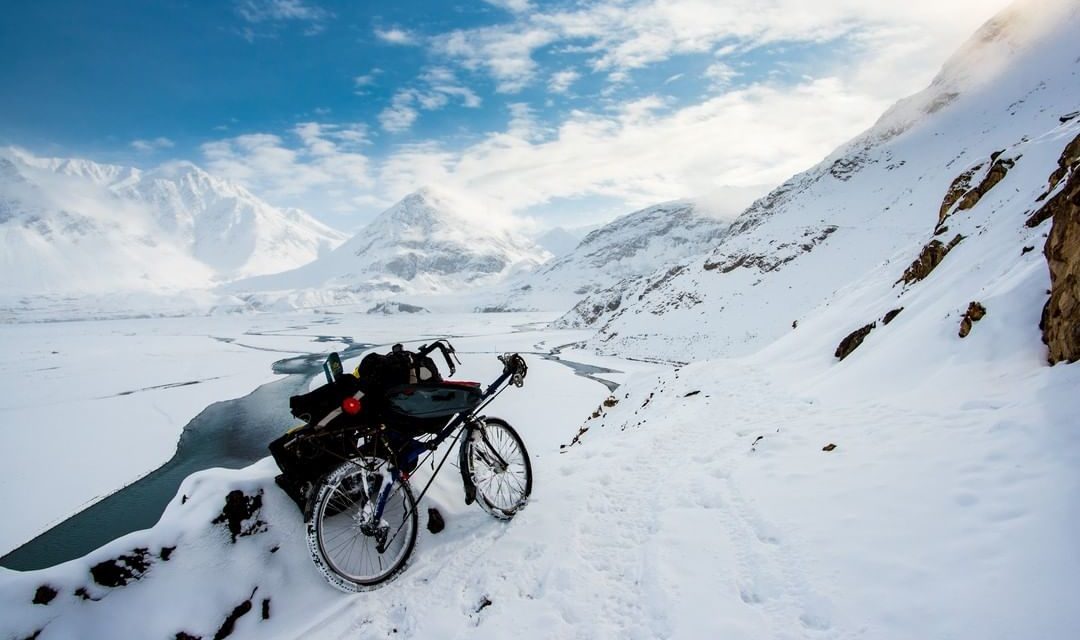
{"left": 305, "top": 457, "right": 418, "bottom": 591}
{"left": 463, "top": 418, "right": 532, "bottom": 519}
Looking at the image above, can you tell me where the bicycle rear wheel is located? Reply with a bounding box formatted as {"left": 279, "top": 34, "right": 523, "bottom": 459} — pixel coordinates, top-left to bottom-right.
{"left": 305, "top": 457, "right": 418, "bottom": 591}
{"left": 463, "top": 418, "right": 532, "bottom": 519}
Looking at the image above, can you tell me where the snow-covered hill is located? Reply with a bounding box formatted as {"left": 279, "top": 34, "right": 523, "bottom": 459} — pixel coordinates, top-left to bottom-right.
{"left": 230, "top": 188, "right": 551, "bottom": 308}
{"left": 567, "top": 0, "right": 1080, "bottom": 363}
{"left": 495, "top": 200, "right": 731, "bottom": 312}
{"left": 0, "top": 149, "right": 346, "bottom": 295}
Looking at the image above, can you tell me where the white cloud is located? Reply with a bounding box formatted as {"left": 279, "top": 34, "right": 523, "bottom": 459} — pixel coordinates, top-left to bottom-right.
{"left": 548, "top": 69, "right": 580, "bottom": 94}
{"left": 375, "top": 27, "right": 418, "bottom": 45}
{"left": 429, "top": 0, "right": 1013, "bottom": 94}
{"left": 433, "top": 26, "right": 557, "bottom": 93}
{"left": 483, "top": 0, "right": 532, "bottom": 13}
{"left": 377, "top": 67, "right": 482, "bottom": 132}
{"left": 379, "top": 97, "right": 419, "bottom": 133}
{"left": 704, "top": 62, "right": 740, "bottom": 89}
{"left": 131, "top": 137, "right": 175, "bottom": 152}
{"left": 234, "top": 0, "right": 330, "bottom": 38}
{"left": 202, "top": 0, "right": 1022, "bottom": 229}
{"left": 201, "top": 124, "right": 374, "bottom": 215}
{"left": 388, "top": 78, "right": 883, "bottom": 219}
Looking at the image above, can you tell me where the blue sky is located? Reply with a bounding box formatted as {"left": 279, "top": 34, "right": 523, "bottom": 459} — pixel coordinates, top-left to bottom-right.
{"left": 1, "top": 0, "right": 1011, "bottom": 230}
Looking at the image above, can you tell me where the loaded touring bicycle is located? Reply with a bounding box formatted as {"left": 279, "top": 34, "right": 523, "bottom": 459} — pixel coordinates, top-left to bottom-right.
{"left": 269, "top": 340, "right": 532, "bottom": 591}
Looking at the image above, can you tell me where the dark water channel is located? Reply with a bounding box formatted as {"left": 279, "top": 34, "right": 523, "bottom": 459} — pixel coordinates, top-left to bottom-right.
{"left": 0, "top": 339, "right": 374, "bottom": 571}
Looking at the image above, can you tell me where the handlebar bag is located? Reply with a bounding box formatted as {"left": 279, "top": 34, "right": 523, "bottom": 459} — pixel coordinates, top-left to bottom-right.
{"left": 383, "top": 382, "right": 483, "bottom": 433}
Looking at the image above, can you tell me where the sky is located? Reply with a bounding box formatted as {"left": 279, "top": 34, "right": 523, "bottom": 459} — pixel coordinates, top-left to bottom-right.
{"left": 0, "top": 0, "right": 1014, "bottom": 232}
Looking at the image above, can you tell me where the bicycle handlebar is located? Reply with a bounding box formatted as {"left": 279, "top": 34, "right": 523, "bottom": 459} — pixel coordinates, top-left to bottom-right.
{"left": 498, "top": 353, "right": 528, "bottom": 388}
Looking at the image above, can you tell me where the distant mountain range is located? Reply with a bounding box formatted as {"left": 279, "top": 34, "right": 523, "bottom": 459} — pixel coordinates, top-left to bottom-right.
{"left": 0, "top": 149, "right": 346, "bottom": 295}
{"left": 226, "top": 187, "right": 553, "bottom": 309}
{"left": 491, "top": 200, "right": 733, "bottom": 312}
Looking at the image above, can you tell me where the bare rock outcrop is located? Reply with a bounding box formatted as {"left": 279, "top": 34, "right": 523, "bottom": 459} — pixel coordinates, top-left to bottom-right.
{"left": 1038, "top": 160, "right": 1080, "bottom": 363}
{"left": 959, "top": 301, "right": 987, "bottom": 338}
{"left": 897, "top": 234, "right": 964, "bottom": 286}
{"left": 835, "top": 322, "right": 876, "bottom": 361}
{"left": 955, "top": 153, "right": 1014, "bottom": 211}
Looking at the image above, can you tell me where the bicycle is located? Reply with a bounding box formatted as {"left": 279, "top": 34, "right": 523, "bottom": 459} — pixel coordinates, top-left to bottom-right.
{"left": 270, "top": 344, "right": 532, "bottom": 591}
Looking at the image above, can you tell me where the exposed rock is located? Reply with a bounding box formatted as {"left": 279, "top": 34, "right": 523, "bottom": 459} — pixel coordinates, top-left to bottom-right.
{"left": 159, "top": 546, "right": 176, "bottom": 561}
{"left": 1028, "top": 132, "right": 1080, "bottom": 224}
{"left": 427, "top": 508, "right": 445, "bottom": 534}
{"left": 213, "top": 591, "right": 256, "bottom": 640}
{"left": 835, "top": 322, "right": 876, "bottom": 361}
{"left": 261, "top": 599, "right": 271, "bottom": 620}
{"left": 956, "top": 154, "right": 1014, "bottom": 211}
{"left": 212, "top": 490, "right": 268, "bottom": 543}
{"left": 174, "top": 633, "right": 202, "bottom": 640}
{"left": 366, "top": 301, "right": 428, "bottom": 315}
{"left": 897, "top": 234, "right": 964, "bottom": 285}
{"left": 704, "top": 226, "right": 837, "bottom": 273}
{"left": 1022, "top": 245, "right": 1035, "bottom": 255}
{"left": 938, "top": 165, "right": 981, "bottom": 225}
{"left": 822, "top": 443, "right": 837, "bottom": 452}
{"left": 959, "top": 301, "right": 987, "bottom": 338}
{"left": 602, "top": 395, "right": 618, "bottom": 407}
{"left": 90, "top": 547, "right": 153, "bottom": 588}
{"left": 1028, "top": 132, "right": 1080, "bottom": 209}
{"left": 1039, "top": 165, "right": 1080, "bottom": 364}
{"left": 476, "top": 596, "right": 493, "bottom": 613}
{"left": 684, "top": 390, "right": 701, "bottom": 397}
{"left": 560, "top": 425, "right": 590, "bottom": 451}
{"left": 637, "top": 265, "right": 687, "bottom": 301}
{"left": 882, "top": 307, "right": 904, "bottom": 325}
{"left": 32, "top": 585, "right": 57, "bottom": 605}
{"left": 74, "top": 587, "right": 100, "bottom": 602}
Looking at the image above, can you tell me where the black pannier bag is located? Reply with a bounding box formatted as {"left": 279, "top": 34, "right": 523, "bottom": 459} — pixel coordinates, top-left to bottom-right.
{"left": 288, "top": 375, "right": 362, "bottom": 423}
{"left": 273, "top": 340, "right": 466, "bottom": 510}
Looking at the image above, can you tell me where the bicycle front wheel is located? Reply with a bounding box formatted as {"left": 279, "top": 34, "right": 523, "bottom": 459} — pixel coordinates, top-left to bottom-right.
{"left": 305, "top": 457, "right": 418, "bottom": 591}
{"left": 464, "top": 418, "right": 532, "bottom": 519}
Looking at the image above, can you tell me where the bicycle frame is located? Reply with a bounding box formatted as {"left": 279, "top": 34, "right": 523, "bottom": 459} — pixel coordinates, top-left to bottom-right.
{"left": 364, "top": 362, "right": 520, "bottom": 529}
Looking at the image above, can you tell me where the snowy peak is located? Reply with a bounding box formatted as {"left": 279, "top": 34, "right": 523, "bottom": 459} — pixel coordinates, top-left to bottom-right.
{"left": 228, "top": 188, "right": 551, "bottom": 305}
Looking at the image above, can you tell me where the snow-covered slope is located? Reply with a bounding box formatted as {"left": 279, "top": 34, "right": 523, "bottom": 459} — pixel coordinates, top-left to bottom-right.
{"left": 568, "top": 0, "right": 1080, "bottom": 362}
{"left": 0, "top": 149, "right": 346, "bottom": 295}
{"left": 230, "top": 188, "right": 551, "bottom": 307}
{"left": 497, "top": 200, "right": 731, "bottom": 312}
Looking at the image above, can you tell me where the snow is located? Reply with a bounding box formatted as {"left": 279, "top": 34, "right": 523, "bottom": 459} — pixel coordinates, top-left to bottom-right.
{"left": 2, "top": 1, "right": 1080, "bottom": 638}
{"left": 494, "top": 200, "right": 732, "bottom": 313}
{"left": 0, "top": 311, "right": 596, "bottom": 557}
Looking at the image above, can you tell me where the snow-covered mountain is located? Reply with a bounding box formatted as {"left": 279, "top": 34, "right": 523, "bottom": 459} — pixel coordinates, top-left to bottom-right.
{"left": 532, "top": 226, "right": 582, "bottom": 257}
{"left": 494, "top": 200, "right": 732, "bottom": 312}
{"left": 566, "top": 0, "right": 1080, "bottom": 362}
{"left": 0, "top": 149, "right": 346, "bottom": 295}
{"left": 230, "top": 187, "right": 551, "bottom": 308}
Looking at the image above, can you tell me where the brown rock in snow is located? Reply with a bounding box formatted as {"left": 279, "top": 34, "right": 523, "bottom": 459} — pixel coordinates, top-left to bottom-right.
{"left": 959, "top": 301, "right": 987, "bottom": 338}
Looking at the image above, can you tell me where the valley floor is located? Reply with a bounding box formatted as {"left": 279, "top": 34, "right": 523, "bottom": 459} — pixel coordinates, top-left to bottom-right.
{"left": 1, "top": 311, "right": 1077, "bottom": 639}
